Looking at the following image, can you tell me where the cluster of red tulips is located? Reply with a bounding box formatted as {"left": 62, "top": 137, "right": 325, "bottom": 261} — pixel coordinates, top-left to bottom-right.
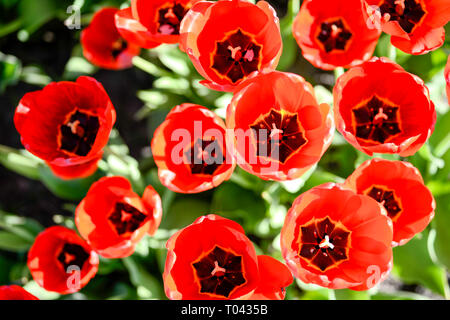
{"left": 1, "top": 0, "right": 449, "bottom": 300}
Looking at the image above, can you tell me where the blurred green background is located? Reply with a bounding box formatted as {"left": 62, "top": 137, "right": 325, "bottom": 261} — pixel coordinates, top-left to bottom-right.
{"left": 0, "top": 0, "right": 449, "bottom": 300}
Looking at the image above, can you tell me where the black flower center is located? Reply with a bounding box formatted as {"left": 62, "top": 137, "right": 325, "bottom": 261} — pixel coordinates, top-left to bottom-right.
{"left": 192, "top": 246, "right": 246, "bottom": 298}
{"left": 157, "top": 3, "right": 188, "bottom": 35}
{"left": 211, "top": 29, "right": 262, "bottom": 83}
{"left": 352, "top": 95, "right": 402, "bottom": 144}
{"left": 366, "top": 185, "right": 402, "bottom": 220}
{"left": 379, "top": 0, "right": 426, "bottom": 33}
{"left": 184, "top": 137, "right": 225, "bottom": 176}
{"left": 57, "top": 243, "right": 90, "bottom": 271}
{"left": 111, "top": 38, "right": 128, "bottom": 59}
{"left": 59, "top": 110, "right": 100, "bottom": 157}
{"left": 299, "top": 217, "right": 350, "bottom": 272}
{"left": 316, "top": 19, "right": 352, "bottom": 53}
{"left": 250, "top": 109, "right": 307, "bottom": 163}
{"left": 108, "top": 202, "right": 148, "bottom": 236}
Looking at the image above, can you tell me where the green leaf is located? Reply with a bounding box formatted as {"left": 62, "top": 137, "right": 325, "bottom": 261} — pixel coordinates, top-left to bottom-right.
{"left": 105, "top": 131, "right": 145, "bottom": 194}
{"left": 299, "top": 289, "right": 331, "bottom": 300}
{"left": 279, "top": 165, "right": 316, "bottom": 193}
{"left": 432, "top": 194, "right": 450, "bottom": 270}
{"left": 38, "top": 164, "right": 104, "bottom": 201}
{"left": 122, "top": 256, "right": 165, "bottom": 299}
{"left": 429, "top": 110, "right": 450, "bottom": 158}
{"left": 370, "top": 291, "right": 430, "bottom": 300}
{"left": 23, "top": 280, "right": 60, "bottom": 300}
{"left": 154, "top": 45, "right": 191, "bottom": 77}
{"left": 18, "top": 0, "right": 57, "bottom": 35}
{"left": 0, "top": 146, "right": 41, "bottom": 180}
{"left": 0, "top": 210, "right": 43, "bottom": 242}
{"left": 160, "top": 198, "right": 210, "bottom": 229}
{"left": 0, "top": 231, "right": 32, "bottom": 251}
{"left": 212, "top": 182, "right": 266, "bottom": 234}
{"left": 97, "top": 257, "right": 125, "bottom": 276}
{"left": 277, "top": 0, "right": 300, "bottom": 71}
{"left": 0, "top": 52, "right": 21, "bottom": 92}
{"left": 9, "top": 262, "right": 30, "bottom": 283}
{"left": 374, "top": 34, "right": 392, "bottom": 59}
{"left": 18, "top": 0, "right": 72, "bottom": 36}
{"left": 333, "top": 288, "right": 370, "bottom": 300}
{"left": 300, "top": 169, "right": 344, "bottom": 192}
{"left": 0, "top": 255, "right": 15, "bottom": 284}
{"left": 392, "top": 231, "right": 449, "bottom": 298}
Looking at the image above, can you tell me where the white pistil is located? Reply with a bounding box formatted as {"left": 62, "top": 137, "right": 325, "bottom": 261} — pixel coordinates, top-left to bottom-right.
{"left": 227, "top": 46, "right": 242, "bottom": 60}
{"left": 319, "top": 235, "right": 334, "bottom": 250}
{"left": 67, "top": 120, "right": 84, "bottom": 137}
{"left": 211, "top": 261, "right": 226, "bottom": 276}
{"left": 64, "top": 252, "right": 75, "bottom": 264}
{"left": 121, "top": 210, "right": 133, "bottom": 222}
{"left": 331, "top": 24, "right": 341, "bottom": 38}
{"left": 164, "top": 8, "right": 177, "bottom": 20}
{"left": 269, "top": 123, "right": 283, "bottom": 140}
{"left": 374, "top": 107, "right": 388, "bottom": 121}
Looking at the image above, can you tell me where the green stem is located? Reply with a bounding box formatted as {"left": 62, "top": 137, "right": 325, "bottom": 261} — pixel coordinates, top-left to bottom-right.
{"left": 229, "top": 173, "right": 256, "bottom": 190}
{"left": 0, "top": 19, "right": 22, "bottom": 38}
{"left": 162, "top": 189, "right": 176, "bottom": 214}
{"left": 132, "top": 56, "right": 173, "bottom": 78}
{"left": 0, "top": 144, "right": 21, "bottom": 155}
{"left": 288, "top": 0, "right": 300, "bottom": 19}
{"left": 388, "top": 40, "right": 397, "bottom": 61}
{"left": 187, "top": 80, "right": 206, "bottom": 105}
{"left": 334, "top": 67, "right": 345, "bottom": 80}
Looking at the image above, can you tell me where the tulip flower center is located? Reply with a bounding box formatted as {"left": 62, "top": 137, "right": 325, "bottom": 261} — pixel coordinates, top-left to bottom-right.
{"left": 316, "top": 19, "right": 352, "bottom": 53}
{"left": 109, "top": 202, "right": 148, "bottom": 236}
{"left": 298, "top": 217, "right": 350, "bottom": 272}
{"left": 379, "top": 0, "right": 426, "bottom": 33}
{"left": 365, "top": 185, "right": 403, "bottom": 220}
{"left": 212, "top": 29, "right": 262, "bottom": 83}
{"left": 192, "top": 246, "right": 246, "bottom": 298}
{"left": 157, "top": 3, "right": 188, "bottom": 35}
{"left": 111, "top": 38, "right": 128, "bottom": 58}
{"left": 59, "top": 110, "right": 100, "bottom": 157}
{"left": 352, "top": 95, "right": 402, "bottom": 144}
{"left": 184, "top": 137, "right": 225, "bottom": 176}
{"left": 57, "top": 243, "right": 90, "bottom": 271}
{"left": 250, "top": 109, "right": 307, "bottom": 163}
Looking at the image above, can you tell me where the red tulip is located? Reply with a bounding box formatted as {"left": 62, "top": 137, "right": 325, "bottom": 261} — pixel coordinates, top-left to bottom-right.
{"left": 27, "top": 226, "right": 99, "bottom": 294}
{"left": 75, "top": 176, "right": 162, "bottom": 258}
{"left": 333, "top": 57, "right": 436, "bottom": 156}
{"left": 364, "top": 0, "right": 450, "bottom": 54}
{"left": 293, "top": 0, "right": 381, "bottom": 70}
{"left": 281, "top": 183, "right": 393, "bottom": 290}
{"left": 344, "top": 158, "right": 435, "bottom": 246}
{"left": 0, "top": 285, "right": 38, "bottom": 300}
{"left": 164, "top": 214, "right": 292, "bottom": 300}
{"left": 248, "top": 255, "right": 293, "bottom": 300}
{"left": 151, "top": 103, "right": 235, "bottom": 193}
{"left": 179, "top": 0, "right": 282, "bottom": 92}
{"left": 115, "top": 0, "right": 199, "bottom": 49}
{"left": 81, "top": 8, "right": 140, "bottom": 70}
{"left": 226, "top": 70, "right": 334, "bottom": 181}
{"left": 14, "top": 76, "right": 116, "bottom": 179}
{"left": 164, "top": 215, "right": 259, "bottom": 299}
